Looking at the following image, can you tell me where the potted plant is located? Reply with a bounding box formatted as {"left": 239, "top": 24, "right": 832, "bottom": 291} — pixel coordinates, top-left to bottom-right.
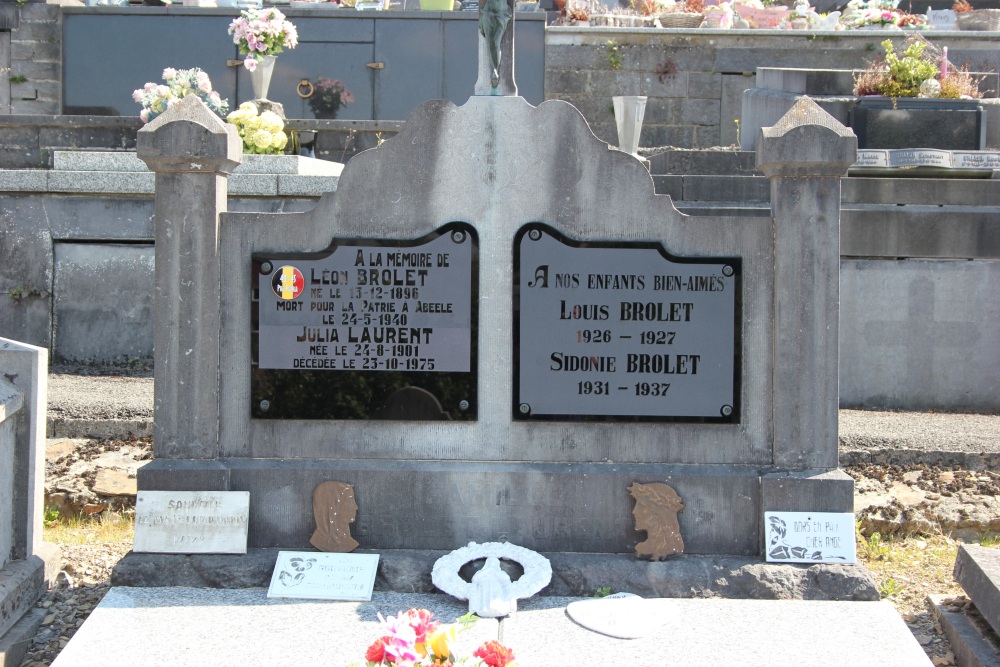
{"left": 851, "top": 36, "right": 986, "bottom": 149}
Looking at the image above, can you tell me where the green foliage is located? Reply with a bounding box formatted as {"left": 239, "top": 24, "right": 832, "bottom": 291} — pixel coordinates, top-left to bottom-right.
{"left": 9, "top": 74, "right": 27, "bottom": 84}
{"left": 593, "top": 586, "right": 613, "bottom": 598}
{"left": 980, "top": 533, "right": 1000, "bottom": 547}
{"left": 878, "top": 578, "right": 904, "bottom": 598}
{"left": 881, "top": 40, "right": 937, "bottom": 97}
{"left": 43, "top": 505, "right": 60, "bottom": 527}
{"left": 6, "top": 285, "right": 43, "bottom": 302}
{"left": 856, "top": 519, "right": 891, "bottom": 561}
{"left": 605, "top": 40, "right": 623, "bottom": 71}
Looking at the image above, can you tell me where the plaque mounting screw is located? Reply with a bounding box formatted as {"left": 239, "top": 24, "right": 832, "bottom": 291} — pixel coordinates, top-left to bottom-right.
{"left": 722, "top": 265, "right": 734, "bottom": 277}
{"left": 528, "top": 229, "right": 541, "bottom": 241}
{"left": 451, "top": 230, "right": 466, "bottom": 244}
{"left": 260, "top": 262, "right": 273, "bottom": 275}
{"left": 459, "top": 400, "right": 470, "bottom": 411}
{"left": 260, "top": 400, "right": 271, "bottom": 412}
{"left": 721, "top": 405, "right": 733, "bottom": 417}
{"left": 519, "top": 403, "right": 530, "bottom": 415}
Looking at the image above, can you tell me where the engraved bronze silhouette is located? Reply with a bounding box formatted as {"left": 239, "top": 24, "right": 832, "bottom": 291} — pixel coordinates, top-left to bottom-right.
{"left": 629, "top": 482, "right": 685, "bottom": 560}
{"left": 310, "top": 481, "right": 359, "bottom": 552}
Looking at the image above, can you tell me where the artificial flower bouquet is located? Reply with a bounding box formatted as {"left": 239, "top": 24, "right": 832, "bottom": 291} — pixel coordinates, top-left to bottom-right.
{"left": 227, "top": 102, "right": 289, "bottom": 154}
{"left": 349, "top": 608, "right": 517, "bottom": 667}
{"left": 228, "top": 7, "right": 299, "bottom": 72}
{"left": 133, "top": 68, "right": 228, "bottom": 124}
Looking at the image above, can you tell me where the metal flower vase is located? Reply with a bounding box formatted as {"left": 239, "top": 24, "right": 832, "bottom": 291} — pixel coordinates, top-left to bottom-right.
{"left": 612, "top": 95, "right": 647, "bottom": 157}
{"left": 251, "top": 55, "right": 277, "bottom": 101}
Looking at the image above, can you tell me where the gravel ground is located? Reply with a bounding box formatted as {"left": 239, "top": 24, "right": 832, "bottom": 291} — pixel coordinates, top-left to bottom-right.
{"left": 48, "top": 365, "right": 153, "bottom": 421}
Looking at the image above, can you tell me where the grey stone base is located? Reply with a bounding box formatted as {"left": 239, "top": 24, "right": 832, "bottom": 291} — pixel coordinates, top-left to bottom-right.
{"left": 138, "top": 460, "right": 854, "bottom": 556}
{"left": 929, "top": 594, "right": 1000, "bottom": 667}
{"left": 0, "top": 546, "right": 60, "bottom": 640}
{"left": 112, "top": 549, "right": 878, "bottom": 601}
{"left": 0, "top": 607, "right": 45, "bottom": 667}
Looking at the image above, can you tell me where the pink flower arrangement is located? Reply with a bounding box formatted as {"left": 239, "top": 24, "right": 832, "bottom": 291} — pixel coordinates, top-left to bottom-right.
{"left": 227, "top": 8, "right": 299, "bottom": 72}
{"left": 349, "top": 608, "right": 517, "bottom": 667}
{"left": 132, "top": 67, "right": 228, "bottom": 124}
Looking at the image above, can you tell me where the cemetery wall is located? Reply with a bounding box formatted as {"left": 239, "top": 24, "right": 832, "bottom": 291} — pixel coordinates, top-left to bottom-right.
{"left": 544, "top": 28, "right": 1000, "bottom": 150}
{"left": 7, "top": 3, "right": 59, "bottom": 116}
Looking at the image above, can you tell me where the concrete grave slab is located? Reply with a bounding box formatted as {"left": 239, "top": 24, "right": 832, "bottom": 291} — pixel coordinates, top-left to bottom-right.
{"left": 508, "top": 596, "right": 932, "bottom": 666}
{"left": 50, "top": 589, "right": 499, "bottom": 667}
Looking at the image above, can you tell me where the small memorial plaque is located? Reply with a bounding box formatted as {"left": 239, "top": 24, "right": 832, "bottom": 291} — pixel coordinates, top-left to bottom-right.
{"left": 252, "top": 223, "right": 478, "bottom": 420}
{"left": 133, "top": 491, "right": 250, "bottom": 554}
{"left": 952, "top": 151, "right": 1000, "bottom": 170}
{"left": 888, "top": 149, "right": 952, "bottom": 169}
{"left": 854, "top": 150, "right": 889, "bottom": 168}
{"left": 514, "top": 224, "right": 740, "bottom": 422}
{"left": 266, "top": 551, "right": 380, "bottom": 601}
{"left": 765, "top": 511, "right": 856, "bottom": 564}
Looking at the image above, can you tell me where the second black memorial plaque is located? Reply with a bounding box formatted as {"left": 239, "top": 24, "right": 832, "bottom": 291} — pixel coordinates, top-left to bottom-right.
{"left": 514, "top": 223, "right": 740, "bottom": 422}
{"left": 252, "top": 223, "right": 478, "bottom": 420}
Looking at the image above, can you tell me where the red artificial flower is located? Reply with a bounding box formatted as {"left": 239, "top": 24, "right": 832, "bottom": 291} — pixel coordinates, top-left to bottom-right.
{"left": 365, "top": 636, "right": 392, "bottom": 664}
{"left": 473, "top": 640, "right": 516, "bottom": 667}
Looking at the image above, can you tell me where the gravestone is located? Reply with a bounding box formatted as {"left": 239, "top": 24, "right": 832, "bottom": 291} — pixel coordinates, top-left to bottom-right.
{"left": 0, "top": 338, "right": 59, "bottom": 665}
{"left": 122, "top": 13, "right": 863, "bottom": 595}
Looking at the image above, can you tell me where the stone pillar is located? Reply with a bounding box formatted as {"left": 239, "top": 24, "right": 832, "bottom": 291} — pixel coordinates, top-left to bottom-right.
{"left": 0, "top": 337, "right": 45, "bottom": 560}
{"left": 756, "top": 97, "right": 856, "bottom": 469}
{"left": 136, "top": 95, "right": 241, "bottom": 465}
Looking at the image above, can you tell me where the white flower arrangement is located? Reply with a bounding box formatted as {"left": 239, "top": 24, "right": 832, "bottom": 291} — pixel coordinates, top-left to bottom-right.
{"left": 133, "top": 68, "right": 228, "bottom": 124}
{"left": 227, "top": 102, "right": 289, "bottom": 154}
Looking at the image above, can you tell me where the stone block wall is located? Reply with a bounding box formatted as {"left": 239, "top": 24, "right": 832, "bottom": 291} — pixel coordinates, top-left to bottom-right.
{"left": 545, "top": 28, "right": 1000, "bottom": 150}
{"left": 8, "top": 3, "right": 59, "bottom": 116}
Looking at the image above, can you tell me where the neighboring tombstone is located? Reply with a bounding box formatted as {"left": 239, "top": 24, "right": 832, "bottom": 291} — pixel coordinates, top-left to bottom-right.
{"left": 0, "top": 338, "right": 59, "bottom": 664}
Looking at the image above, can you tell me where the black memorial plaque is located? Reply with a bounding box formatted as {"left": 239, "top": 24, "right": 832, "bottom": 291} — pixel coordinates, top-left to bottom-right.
{"left": 514, "top": 223, "right": 740, "bottom": 422}
{"left": 252, "top": 223, "right": 478, "bottom": 420}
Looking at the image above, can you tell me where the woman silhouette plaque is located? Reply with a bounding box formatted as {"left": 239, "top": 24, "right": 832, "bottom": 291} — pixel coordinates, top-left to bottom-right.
{"left": 628, "top": 482, "right": 685, "bottom": 561}
{"left": 310, "top": 481, "right": 359, "bottom": 553}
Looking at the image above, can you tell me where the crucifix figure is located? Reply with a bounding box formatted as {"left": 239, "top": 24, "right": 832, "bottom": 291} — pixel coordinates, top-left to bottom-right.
{"left": 476, "top": 0, "right": 517, "bottom": 96}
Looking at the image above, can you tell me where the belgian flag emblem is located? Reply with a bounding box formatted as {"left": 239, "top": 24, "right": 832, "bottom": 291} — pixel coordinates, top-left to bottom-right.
{"left": 271, "top": 266, "right": 304, "bottom": 300}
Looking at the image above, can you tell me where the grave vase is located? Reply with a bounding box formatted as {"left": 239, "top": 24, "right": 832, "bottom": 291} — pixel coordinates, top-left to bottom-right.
{"left": 251, "top": 56, "right": 277, "bottom": 101}
{"left": 612, "top": 95, "right": 647, "bottom": 157}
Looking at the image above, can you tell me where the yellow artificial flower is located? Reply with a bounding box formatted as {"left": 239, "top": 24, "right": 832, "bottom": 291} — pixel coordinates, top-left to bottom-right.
{"left": 426, "top": 625, "right": 458, "bottom": 660}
